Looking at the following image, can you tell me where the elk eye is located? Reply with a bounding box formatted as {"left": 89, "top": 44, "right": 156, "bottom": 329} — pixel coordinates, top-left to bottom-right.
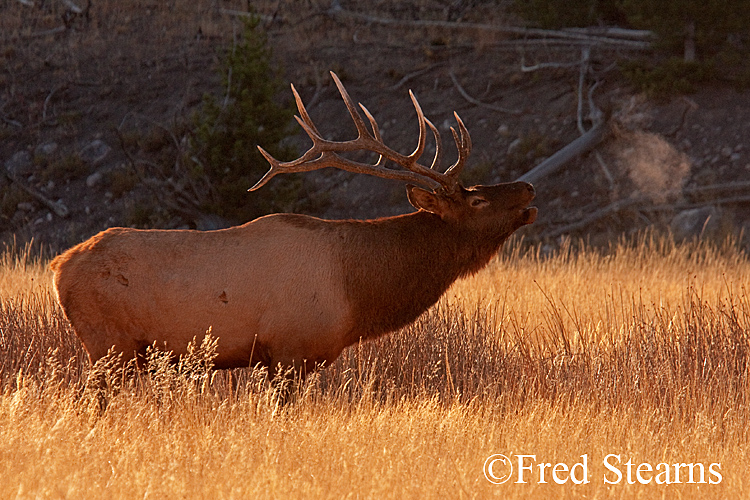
{"left": 470, "top": 197, "right": 488, "bottom": 208}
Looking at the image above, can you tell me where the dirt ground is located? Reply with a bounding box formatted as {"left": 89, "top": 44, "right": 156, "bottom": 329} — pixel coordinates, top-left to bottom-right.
{"left": 2, "top": 1, "right": 749, "bottom": 253}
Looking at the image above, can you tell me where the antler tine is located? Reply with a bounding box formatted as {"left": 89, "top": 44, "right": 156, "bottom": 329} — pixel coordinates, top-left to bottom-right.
{"left": 330, "top": 72, "right": 378, "bottom": 143}
{"left": 358, "top": 103, "right": 385, "bottom": 165}
{"left": 359, "top": 104, "right": 381, "bottom": 141}
{"left": 443, "top": 112, "right": 472, "bottom": 181}
{"left": 425, "top": 118, "right": 443, "bottom": 172}
{"left": 291, "top": 83, "right": 321, "bottom": 137}
{"left": 456, "top": 112, "right": 472, "bottom": 155}
{"left": 249, "top": 146, "right": 285, "bottom": 191}
{"left": 406, "top": 90, "right": 427, "bottom": 163}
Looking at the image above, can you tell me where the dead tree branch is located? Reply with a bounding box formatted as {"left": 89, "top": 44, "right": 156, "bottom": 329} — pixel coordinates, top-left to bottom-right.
{"left": 3, "top": 172, "right": 69, "bottom": 218}
{"left": 330, "top": 10, "right": 653, "bottom": 49}
{"left": 521, "top": 58, "right": 581, "bottom": 72}
{"left": 42, "top": 83, "right": 67, "bottom": 124}
{"left": 576, "top": 47, "right": 592, "bottom": 134}
{"left": 305, "top": 66, "right": 326, "bottom": 110}
{"left": 218, "top": 9, "right": 275, "bottom": 23}
{"left": 390, "top": 63, "right": 445, "bottom": 91}
{"left": 449, "top": 70, "right": 521, "bottom": 115}
{"left": 515, "top": 46, "right": 606, "bottom": 185}
{"left": 116, "top": 114, "right": 204, "bottom": 215}
{"left": 542, "top": 196, "right": 643, "bottom": 239}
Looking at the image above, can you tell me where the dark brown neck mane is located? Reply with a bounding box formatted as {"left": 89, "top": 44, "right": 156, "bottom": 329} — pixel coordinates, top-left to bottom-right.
{"left": 336, "top": 210, "right": 505, "bottom": 341}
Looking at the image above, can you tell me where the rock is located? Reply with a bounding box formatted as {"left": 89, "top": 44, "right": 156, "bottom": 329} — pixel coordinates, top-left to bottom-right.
{"left": 79, "top": 139, "right": 111, "bottom": 165}
{"left": 507, "top": 138, "right": 522, "bottom": 156}
{"left": 86, "top": 171, "right": 104, "bottom": 188}
{"left": 35, "top": 142, "right": 58, "bottom": 157}
{"left": 17, "top": 202, "right": 35, "bottom": 212}
{"left": 721, "top": 146, "right": 733, "bottom": 158}
{"left": 5, "top": 150, "right": 32, "bottom": 177}
{"left": 670, "top": 207, "right": 722, "bottom": 241}
{"left": 55, "top": 200, "right": 68, "bottom": 218}
{"left": 497, "top": 124, "right": 510, "bottom": 137}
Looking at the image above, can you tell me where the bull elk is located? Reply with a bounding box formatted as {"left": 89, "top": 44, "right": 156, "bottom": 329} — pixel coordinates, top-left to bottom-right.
{"left": 50, "top": 72, "right": 537, "bottom": 376}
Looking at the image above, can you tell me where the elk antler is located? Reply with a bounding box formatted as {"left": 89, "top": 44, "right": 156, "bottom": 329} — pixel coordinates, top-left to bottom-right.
{"left": 250, "top": 71, "right": 471, "bottom": 194}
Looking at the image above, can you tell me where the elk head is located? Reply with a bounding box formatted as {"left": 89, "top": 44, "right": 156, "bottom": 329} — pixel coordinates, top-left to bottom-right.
{"left": 251, "top": 71, "right": 536, "bottom": 238}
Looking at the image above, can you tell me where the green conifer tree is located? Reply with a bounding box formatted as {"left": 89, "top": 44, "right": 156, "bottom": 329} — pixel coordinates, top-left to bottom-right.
{"left": 190, "top": 15, "right": 296, "bottom": 222}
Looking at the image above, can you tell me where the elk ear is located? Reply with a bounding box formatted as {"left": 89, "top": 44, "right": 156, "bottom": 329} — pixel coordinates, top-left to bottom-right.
{"left": 406, "top": 185, "right": 445, "bottom": 215}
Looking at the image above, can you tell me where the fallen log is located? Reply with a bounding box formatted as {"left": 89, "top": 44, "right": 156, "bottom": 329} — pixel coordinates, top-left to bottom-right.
{"left": 540, "top": 182, "right": 750, "bottom": 239}
{"left": 516, "top": 120, "right": 607, "bottom": 185}
{"left": 329, "top": 10, "right": 652, "bottom": 49}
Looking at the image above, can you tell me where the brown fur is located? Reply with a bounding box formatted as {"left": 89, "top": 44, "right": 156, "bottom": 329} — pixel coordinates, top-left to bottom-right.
{"left": 50, "top": 181, "right": 536, "bottom": 373}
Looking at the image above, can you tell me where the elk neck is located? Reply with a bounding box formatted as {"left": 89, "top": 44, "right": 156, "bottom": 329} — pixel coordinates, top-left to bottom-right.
{"left": 331, "top": 209, "right": 504, "bottom": 341}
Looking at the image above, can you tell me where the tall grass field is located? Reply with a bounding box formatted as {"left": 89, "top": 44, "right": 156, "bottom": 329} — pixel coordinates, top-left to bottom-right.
{"left": 1, "top": 235, "right": 749, "bottom": 499}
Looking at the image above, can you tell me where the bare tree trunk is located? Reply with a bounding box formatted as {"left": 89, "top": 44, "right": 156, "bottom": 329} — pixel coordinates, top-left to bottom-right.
{"left": 684, "top": 19, "right": 696, "bottom": 62}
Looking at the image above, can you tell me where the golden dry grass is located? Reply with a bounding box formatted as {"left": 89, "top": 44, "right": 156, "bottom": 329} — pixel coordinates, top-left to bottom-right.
{"left": 1, "top": 235, "right": 749, "bottom": 499}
